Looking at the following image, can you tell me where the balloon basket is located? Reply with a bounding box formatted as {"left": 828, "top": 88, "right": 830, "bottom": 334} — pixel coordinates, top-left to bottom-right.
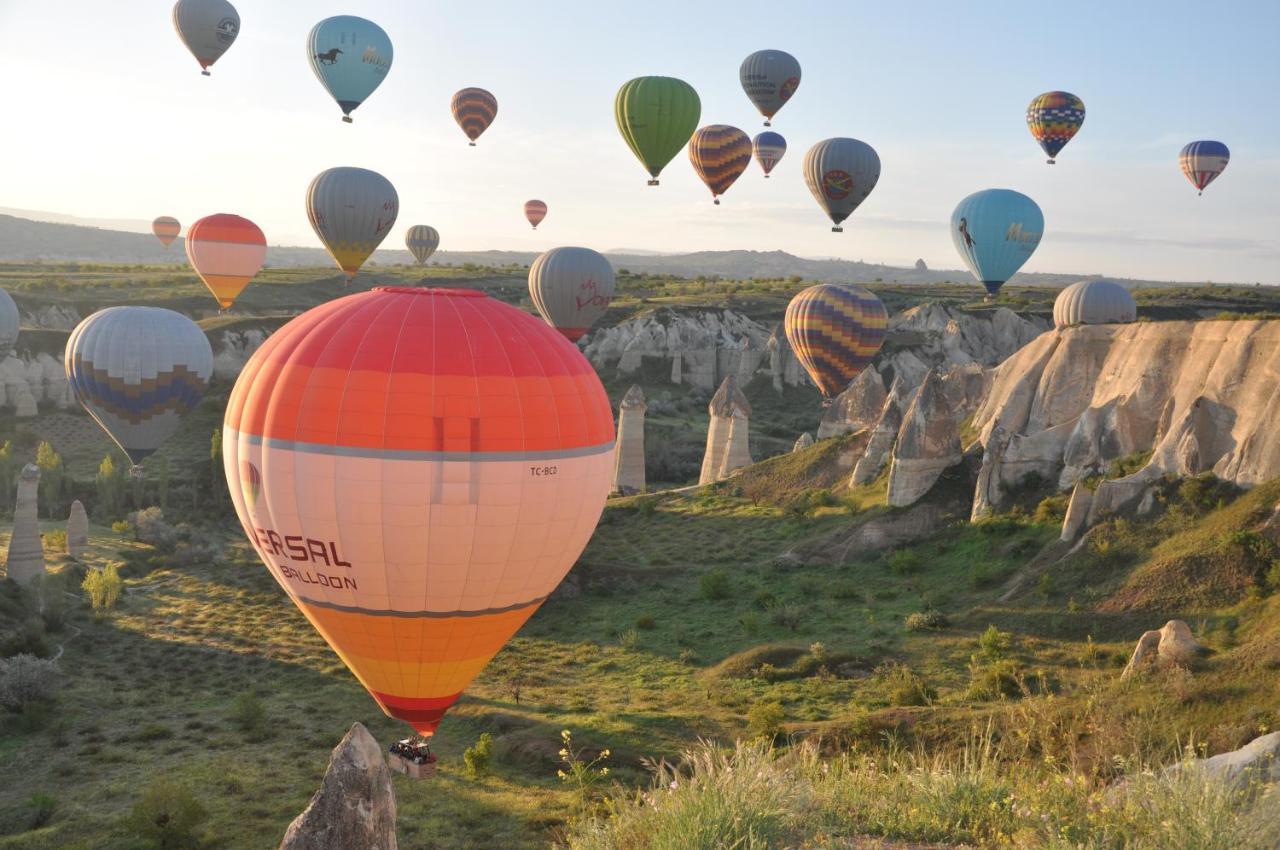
{"left": 388, "top": 738, "right": 437, "bottom": 780}
{"left": 763, "top": 120, "right": 771, "bottom": 127}
{"left": 342, "top": 116, "right": 353, "bottom": 124}
{"left": 201, "top": 70, "right": 211, "bottom": 77}
{"left": 764, "top": 175, "right": 770, "bottom": 179}
{"left": 647, "top": 179, "right": 659, "bottom": 186}
{"left": 831, "top": 226, "right": 843, "bottom": 233}
{"left": 127, "top": 465, "right": 146, "bottom": 480}
{"left": 469, "top": 142, "right": 476, "bottom": 147}
{"left": 713, "top": 198, "right": 720, "bottom": 205}
{"left": 1046, "top": 159, "right": 1055, "bottom": 165}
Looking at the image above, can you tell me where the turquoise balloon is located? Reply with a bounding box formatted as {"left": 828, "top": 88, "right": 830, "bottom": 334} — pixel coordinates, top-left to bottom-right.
{"left": 307, "top": 16, "right": 393, "bottom": 123}
{"left": 950, "top": 189, "right": 1044, "bottom": 296}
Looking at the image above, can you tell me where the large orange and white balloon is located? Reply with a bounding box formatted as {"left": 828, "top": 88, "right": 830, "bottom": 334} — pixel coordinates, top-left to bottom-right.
{"left": 528, "top": 247, "right": 615, "bottom": 342}
{"left": 185, "top": 213, "right": 267, "bottom": 309}
{"left": 223, "top": 286, "right": 614, "bottom": 738}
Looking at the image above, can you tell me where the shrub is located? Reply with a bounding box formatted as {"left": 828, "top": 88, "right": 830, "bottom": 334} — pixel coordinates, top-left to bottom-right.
{"left": 123, "top": 781, "right": 208, "bottom": 850}
{"left": 635, "top": 614, "right": 656, "bottom": 630}
{"left": 44, "top": 529, "right": 67, "bottom": 553}
{"left": 677, "top": 649, "right": 700, "bottom": 666}
{"left": 1034, "top": 493, "right": 1070, "bottom": 524}
{"left": 977, "top": 625, "right": 1011, "bottom": 662}
{"left": 228, "top": 692, "right": 269, "bottom": 739}
{"left": 905, "top": 610, "right": 950, "bottom": 631}
{"left": 463, "top": 732, "right": 494, "bottom": 779}
{"left": 887, "top": 550, "right": 923, "bottom": 575}
{"left": 25, "top": 791, "right": 58, "bottom": 829}
{"left": 128, "top": 507, "right": 179, "bottom": 550}
{"left": 699, "top": 568, "right": 731, "bottom": 601}
{"left": 752, "top": 589, "right": 778, "bottom": 610}
{"left": 746, "top": 700, "right": 785, "bottom": 741}
{"left": 0, "top": 654, "right": 60, "bottom": 711}
{"left": 617, "top": 628, "right": 640, "bottom": 650}
{"left": 83, "top": 564, "right": 123, "bottom": 613}
{"left": 878, "top": 663, "right": 936, "bottom": 706}
{"left": 967, "top": 659, "right": 1026, "bottom": 701}
{"left": 634, "top": 496, "right": 658, "bottom": 517}
{"left": 770, "top": 603, "right": 804, "bottom": 631}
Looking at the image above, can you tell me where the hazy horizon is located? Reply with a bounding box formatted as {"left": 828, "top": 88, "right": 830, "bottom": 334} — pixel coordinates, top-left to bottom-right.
{"left": 1, "top": 1, "right": 1276, "bottom": 283}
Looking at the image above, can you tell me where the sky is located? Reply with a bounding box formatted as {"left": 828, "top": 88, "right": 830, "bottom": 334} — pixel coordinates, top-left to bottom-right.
{"left": 1, "top": 0, "right": 1278, "bottom": 283}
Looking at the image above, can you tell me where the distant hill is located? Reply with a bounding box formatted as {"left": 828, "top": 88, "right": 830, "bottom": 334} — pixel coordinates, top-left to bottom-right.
{"left": 0, "top": 212, "right": 1199, "bottom": 289}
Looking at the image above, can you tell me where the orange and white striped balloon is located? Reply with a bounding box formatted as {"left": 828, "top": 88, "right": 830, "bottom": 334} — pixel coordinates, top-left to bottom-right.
{"left": 223, "top": 286, "right": 614, "bottom": 737}
{"left": 185, "top": 214, "right": 267, "bottom": 309}
{"left": 524, "top": 200, "right": 548, "bottom": 230}
{"left": 152, "top": 216, "right": 181, "bottom": 247}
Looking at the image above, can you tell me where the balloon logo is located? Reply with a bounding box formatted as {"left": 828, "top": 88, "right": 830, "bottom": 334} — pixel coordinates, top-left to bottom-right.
{"left": 240, "top": 460, "right": 261, "bottom": 508}
{"left": 172, "top": 0, "right": 241, "bottom": 76}
{"left": 780, "top": 77, "right": 799, "bottom": 101}
{"left": 823, "top": 171, "right": 852, "bottom": 200}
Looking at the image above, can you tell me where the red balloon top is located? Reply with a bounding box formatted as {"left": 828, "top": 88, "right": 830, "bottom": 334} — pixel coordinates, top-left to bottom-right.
{"left": 226, "top": 287, "right": 614, "bottom": 455}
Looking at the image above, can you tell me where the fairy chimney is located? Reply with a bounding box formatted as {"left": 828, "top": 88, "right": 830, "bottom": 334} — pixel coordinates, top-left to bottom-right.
{"left": 612, "top": 385, "right": 647, "bottom": 494}
{"left": 5, "top": 464, "right": 44, "bottom": 585}
{"left": 793, "top": 432, "right": 815, "bottom": 452}
{"left": 67, "top": 500, "right": 89, "bottom": 559}
{"left": 699, "top": 375, "right": 752, "bottom": 484}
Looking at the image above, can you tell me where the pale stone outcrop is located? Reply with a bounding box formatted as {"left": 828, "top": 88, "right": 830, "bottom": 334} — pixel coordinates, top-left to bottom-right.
{"left": 1060, "top": 481, "right": 1095, "bottom": 541}
{"left": 851, "top": 379, "right": 906, "bottom": 485}
{"left": 13, "top": 389, "right": 36, "bottom": 417}
{"left": 792, "top": 432, "right": 814, "bottom": 452}
{"left": 940, "top": 363, "right": 991, "bottom": 425}
{"left": 5, "top": 464, "right": 44, "bottom": 585}
{"left": 612, "top": 385, "right": 647, "bottom": 494}
{"left": 279, "top": 723, "right": 397, "bottom": 850}
{"left": 1167, "top": 731, "right": 1280, "bottom": 789}
{"left": 1121, "top": 619, "right": 1202, "bottom": 679}
{"left": 67, "top": 500, "right": 89, "bottom": 559}
{"left": 817, "top": 368, "right": 886, "bottom": 439}
{"left": 887, "top": 371, "right": 962, "bottom": 507}
{"left": 699, "top": 376, "right": 751, "bottom": 485}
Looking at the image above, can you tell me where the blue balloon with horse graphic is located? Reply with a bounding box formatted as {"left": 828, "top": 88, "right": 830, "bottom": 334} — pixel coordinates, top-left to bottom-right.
{"left": 950, "top": 189, "right": 1044, "bottom": 297}
{"left": 307, "top": 16, "right": 393, "bottom": 123}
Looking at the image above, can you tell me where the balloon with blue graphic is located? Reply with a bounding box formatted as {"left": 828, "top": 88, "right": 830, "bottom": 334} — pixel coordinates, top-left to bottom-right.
{"left": 950, "top": 189, "right": 1044, "bottom": 297}
{"left": 307, "top": 16, "right": 393, "bottom": 123}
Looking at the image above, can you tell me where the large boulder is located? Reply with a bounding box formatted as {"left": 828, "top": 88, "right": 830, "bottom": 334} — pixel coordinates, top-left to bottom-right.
{"left": 279, "top": 723, "right": 397, "bottom": 850}
{"left": 1168, "top": 731, "right": 1280, "bottom": 789}
{"left": 817, "top": 368, "right": 886, "bottom": 439}
{"left": 1121, "top": 619, "right": 1203, "bottom": 679}
{"left": 887, "top": 371, "right": 962, "bottom": 507}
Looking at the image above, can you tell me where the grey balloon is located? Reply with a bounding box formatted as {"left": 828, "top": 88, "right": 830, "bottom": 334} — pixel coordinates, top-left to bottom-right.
{"left": 1053, "top": 280, "right": 1137, "bottom": 328}
{"left": 0, "top": 289, "right": 19, "bottom": 360}
{"left": 172, "top": 0, "right": 240, "bottom": 76}
{"left": 802, "top": 138, "right": 881, "bottom": 232}
{"left": 739, "top": 49, "right": 801, "bottom": 126}
{"left": 528, "top": 247, "right": 616, "bottom": 342}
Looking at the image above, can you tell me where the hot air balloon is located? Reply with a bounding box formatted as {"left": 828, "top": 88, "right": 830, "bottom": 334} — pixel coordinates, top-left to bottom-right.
{"left": 405, "top": 225, "right": 440, "bottom": 264}
{"left": 784, "top": 284, "right": 887, "bottom": 402}
{"left": 306, "top": 167, "right": 399, "bottom": 282}
{"left": 687, "top": 125, "right": 751, "bottom": 204}
{"left": 614, "top": 77, "right": 701, "bottom": 186}
{"left": 1180, "top": 141, "right": 1230, "bottom": 196}
{"left": 0, "top": 289, "right": 19, "bottom": 360}
{"left": 223, "top": 287, "right": 614, "bottom": 739}
{"left": 451, "top": 88, "right": 497, "bottom": 145}
{"left": 524, "top": 200, "right": 548, "bottom": 230}
{"left": 950, "top": 189, "right": 1044, "bottom": 297}
{"left": 1053, "top": 280, "right": 1136, "bottom": 328}
{"left": 307, "top": 16, "right": 393, "bottom": 123}
{"left": 153, "top": 217, "right": 181, "bottom": 247}
{"left": 185, "top": 213, "right": 267, "bottom": 309}
{"left": 739, "top": 50, "right": 801, "bottom": 126}
{"left": 65, "top": 307, "right": 212, "bottom": 471}
{"left": 802, "top": 138, "right": 880, "bottom": 232}
{"left": 1026, "top": 91, "right": 1085, "bottom": 164}
{"left": 753, "top": 131, "right": 786, "bottom": 177}
{"left": 528, "top": 247, "right": 616, "bottom": 342}
{"left": 172, "top": 0, "right": 239, "bottom": 76}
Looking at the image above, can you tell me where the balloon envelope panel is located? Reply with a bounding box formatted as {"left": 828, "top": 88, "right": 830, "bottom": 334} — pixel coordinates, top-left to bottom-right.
{"left": 307, "top": 16, "right": 393, "bottom": 118}
{"left": 223, "top": 287, "right": 614, "bottom": 736}
{"left": 614, "top": 77, "right": 701, "bottom": 182}
{"left": 950, "top": 189, "right": 1044, "bottom": 296}
{"left": 65, "top": 307, "right": 212, "bottom": 465}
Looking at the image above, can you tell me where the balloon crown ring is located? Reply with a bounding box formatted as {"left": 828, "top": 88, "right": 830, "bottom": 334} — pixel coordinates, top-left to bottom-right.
{"left": 373, "top": 286, "right": 486, "bottom": 298}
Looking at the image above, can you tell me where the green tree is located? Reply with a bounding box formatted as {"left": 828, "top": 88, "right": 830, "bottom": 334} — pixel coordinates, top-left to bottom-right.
{"left": 82, "top": 565, "right": 123, "bottom": 615}
{"left": 95, "top": 454, "right": 125, "bottom": 518}
{"left": 35, "top": 442, "right": 64, "bottom": 519}
{"left": 153, "top": 456, "right": 170, "bottom": 510}
{"left": 123, "top": 781, "right": 207, "bottom": 850}
{"left": 0, "top": 440, "right": 15, "bottom": 515}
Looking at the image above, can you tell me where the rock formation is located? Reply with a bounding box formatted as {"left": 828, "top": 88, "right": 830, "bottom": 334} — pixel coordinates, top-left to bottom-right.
{"left": 914, "top": 258, "right": 928, "bottom": 272}
{"left": 1121, "top": 619, "right": 1203, "bottom": 679}
{"left": 1059, "top": 481, "right": 1094, "bottom": 541}
{"left": 817, "top": 367, "right": 887, "bottom": 439}
{"left": 5, "top": 464, "right": 44, "bottom": 585}
{"left": 279, "top": 723, "right": 397, "bottom": 850}
{"left": 887, "top": 371, "right": 962, "bottom": 507}
{"left": 792, "top": 432, "right": 814, "bottom": 452}
{"left": 612, "top": 385, "right": 647, "bottom": 494}
{"left": 1166, "top": 731, "right": 1280, "bottom": 790}
{"left": 851, "top": 379, "right": 906, "bottom": 486}
{"left": 67, "top": 500, "right": 89, "bottom": 559}
{"left": 699, "top": 375, "right": 752, "bottom": 484}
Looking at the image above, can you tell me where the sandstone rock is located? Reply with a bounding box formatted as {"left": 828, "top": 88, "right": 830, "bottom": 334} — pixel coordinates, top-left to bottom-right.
{"left": 971, "top": 425, "right": 1011, "bottom": 521}
{"left": 940, "top": 363, "right": 991, "bottom": 424}
{"left": 211, "top": 328, "right": 270, "bottom": 379}
{"left": 817, "top": 367, "right": 886, "bottom": 439}
{"left": 612, "top": 385, "right": 646, "bottom": 494}
{"left": 279, "top": 722, "right": 397, "bottom": 850}
{"left": 699, "top": 376, "right": 752, "bottom": 485}
{"left": 67, "top": 500, "right": 89, "bottom": 559}
{"left": 887, "top": 371, "right": 962, "bottom": 507}
{"left": 1121, "top": 619, "right": 1202, "bottom": 679}
{"left": 1170, "top": 731, "right": 1280, "bottom": 789}
{"left": 851, "top": 379, "right": 906, "bottom": 486}
{"left": 4, "top": 464, "right": 44, "bottom": 586}
{"left": 792, "top": 432, "right": 814, "bottom": 452}
{"left": 1060, "top": 481, "right": 1095, "bottom": 541}
{"left": 13, "top": 388, "right": 37, "bottom": 418}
